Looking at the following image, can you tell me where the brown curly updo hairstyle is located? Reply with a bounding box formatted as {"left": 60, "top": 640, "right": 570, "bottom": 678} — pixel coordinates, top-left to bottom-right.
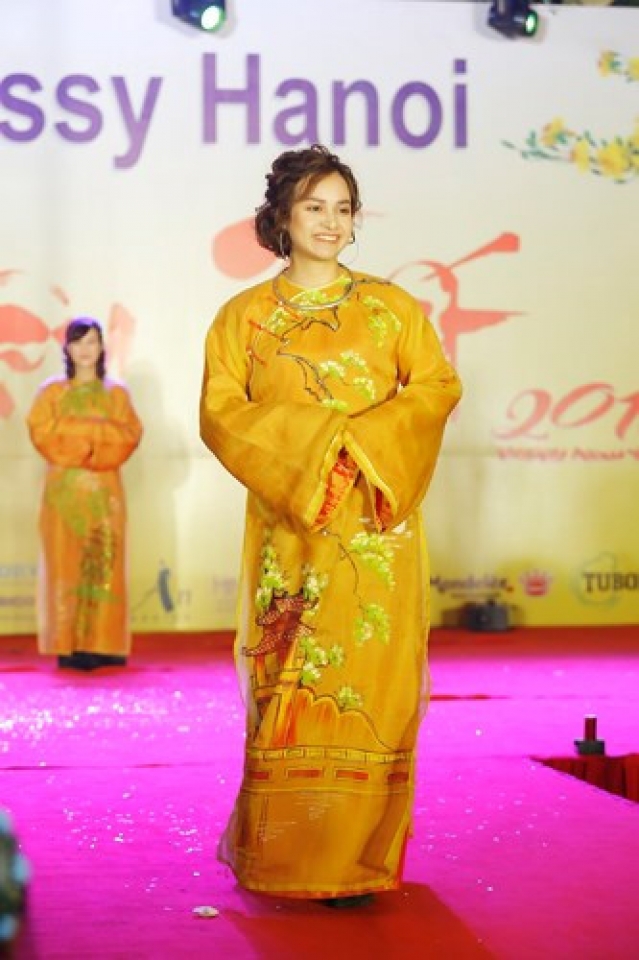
{"left": 255, "top": 144, "right": 362, "bottom": 260}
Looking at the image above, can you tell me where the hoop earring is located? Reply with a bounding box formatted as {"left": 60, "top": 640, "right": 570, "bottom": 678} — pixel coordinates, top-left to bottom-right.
{"left": 278, "top": 230, "right": 290, "bottom": 260}
{"left": 340, "top": 233, "right": 359, "bottom": 266}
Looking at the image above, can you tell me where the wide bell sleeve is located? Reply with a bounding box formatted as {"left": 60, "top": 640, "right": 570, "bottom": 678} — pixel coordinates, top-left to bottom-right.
{"left": 27, "top": 384, "right": 93, "bottom": 468}
{"left": 344, "top": 294, "right": 462, "bottom": 531}
{"left": 200, "top": 298, "right": 351, "bottom": 530}
{"left": 86, "top": 385, "right": 143, "bottom": 471}
{"left": 27, "top": 382, "right": 142, "bottom": 471}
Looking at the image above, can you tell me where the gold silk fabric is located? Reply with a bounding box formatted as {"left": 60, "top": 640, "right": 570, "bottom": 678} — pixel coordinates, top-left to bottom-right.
{"left": 200, "top": 272, "right": 462, "bottom": 897}
{"left": 27, "top": 378, "right": 143, "bottom": 656}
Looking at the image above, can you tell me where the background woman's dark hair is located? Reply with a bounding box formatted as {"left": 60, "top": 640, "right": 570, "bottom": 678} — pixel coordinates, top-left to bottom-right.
{"left": 63, "top": 318, "right": 106, "bottom": 380}
{"left": 255, "top": 144, "right": 362, "bottom": 259}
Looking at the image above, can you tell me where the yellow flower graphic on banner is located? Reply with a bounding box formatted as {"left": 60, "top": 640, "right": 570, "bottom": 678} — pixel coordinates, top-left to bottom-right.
{"left": 504, "top": 50, "right": 639, "bottom": 184}
{"left": 597, "top": 141, "right": 632, "bottom": 179}
{"left": 541, "top": 118, "right": 569, "bottom": 147}
{"left": 572, "top": 138, "right": 591, "bottom": 172}
{"left": 598, "top": 51, "right": 639, "bottom": 83}
{"left": 598, "top": 51, "right": 617, "bottom": 77}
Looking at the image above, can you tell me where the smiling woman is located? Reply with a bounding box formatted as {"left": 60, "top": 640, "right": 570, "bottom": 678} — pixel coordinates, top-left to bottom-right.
{"left": 256, "top": 145, "right": 361, "bottom": 289}
{"left": 199, "top": 144, "right": 462, "bottom": 907}
{"left": 26, "top": 317, "right": 143, "bottom": 671}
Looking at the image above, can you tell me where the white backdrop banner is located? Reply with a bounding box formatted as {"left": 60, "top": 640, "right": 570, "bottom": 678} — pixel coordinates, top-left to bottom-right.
{"left": 1, "top": 1, "right": 638, "bottom": 632}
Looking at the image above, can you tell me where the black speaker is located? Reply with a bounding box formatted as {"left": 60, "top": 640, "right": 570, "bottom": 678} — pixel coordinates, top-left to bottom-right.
{"left": 464, "top": 600, "right": 511, "bottom": 633}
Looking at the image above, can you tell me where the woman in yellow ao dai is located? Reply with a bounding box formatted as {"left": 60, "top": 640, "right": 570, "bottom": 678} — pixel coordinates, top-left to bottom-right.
{"left": 200, "top": 145, "right": 462, "bottom": 903}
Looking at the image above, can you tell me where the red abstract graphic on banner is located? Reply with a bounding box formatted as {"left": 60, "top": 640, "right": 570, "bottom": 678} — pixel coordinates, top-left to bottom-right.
{"left": 0, "top": 269, "right": 136, "bottom": 419}
{"left": 388, "top": 232, "right": 522, "bottom": 366}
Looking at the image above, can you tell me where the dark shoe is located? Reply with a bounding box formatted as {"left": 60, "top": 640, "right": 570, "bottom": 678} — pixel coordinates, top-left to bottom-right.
{"left": 94, "top": 654, "right": 127, "bottom": 667}
{"left": 57, "top": 652, "right": 98, "bottom": 671}
{"left": 321, "top": 894, "right": 375, "bottom": 909}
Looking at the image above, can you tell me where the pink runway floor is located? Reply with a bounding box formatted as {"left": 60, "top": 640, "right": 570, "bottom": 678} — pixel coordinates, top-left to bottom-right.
{"left": 1, "top": 627, "right": 638, "bottom": 960}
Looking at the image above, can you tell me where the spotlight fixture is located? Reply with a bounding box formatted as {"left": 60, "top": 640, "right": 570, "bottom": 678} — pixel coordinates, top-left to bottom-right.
{"left": 488, "top": 0, "right": 539, "bottom": 39}
{"left": 171, "top": 0, "right": 227, "bottom": 33}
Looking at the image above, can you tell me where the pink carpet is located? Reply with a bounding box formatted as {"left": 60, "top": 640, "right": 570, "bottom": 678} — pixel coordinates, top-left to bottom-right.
{"left": 1, "top": 627, "right": 638, "bottom": 959}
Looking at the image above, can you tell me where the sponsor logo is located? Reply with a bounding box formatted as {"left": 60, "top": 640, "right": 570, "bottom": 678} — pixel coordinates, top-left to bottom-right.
{"left": 0, "top": 591, "right": 35, "bottom": 625}
{"left": 0, "top": 563, "right": 36, "bottom": 622}
{"left": 0, "top": 563, "right": 37, "bottom": 579}
{"left": 430, "top": 574, "right": 513, "bottom": 600}
{"left": 519, "top": 569, "right": 553, "bottom": 597}
{"left": 0, "top": 595, "right": 33, "bottom": 606}
{"left": 575, "top": 552, "right": 639, "bottom": 606}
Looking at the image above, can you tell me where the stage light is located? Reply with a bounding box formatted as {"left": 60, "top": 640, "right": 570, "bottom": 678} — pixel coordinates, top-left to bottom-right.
{"left": 171, "top": 1, "right": 227, "bottom": 33}
{"left": 488, "top": 0, "right": 539, "bottom": 39}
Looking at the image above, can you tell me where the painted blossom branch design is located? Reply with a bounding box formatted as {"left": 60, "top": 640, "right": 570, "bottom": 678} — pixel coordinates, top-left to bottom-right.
{"left": 503, "top": 50, "right": 639, "bottom": 183}
{"left": 254, "top": 303, "right": 379, "bottom": 411}
{"left": 318, "top": 350, "right": 376, "bottom": 412}
{"left": 252, "top": 280, "right": 403, "bottom": 412}
{"left": 347, "top": 532, "right": 395, "bottom": 647}
{"left": 360, "top": 295, "right": 402, "bottom": 347}
{"left": 254, "top": 537, "right": 342, "bottom": 691}
{"left": 252, "top": 527, "right": 396, "bottom": 713}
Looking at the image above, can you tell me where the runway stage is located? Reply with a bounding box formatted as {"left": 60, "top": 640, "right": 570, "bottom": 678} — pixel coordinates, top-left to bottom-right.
{"left": 1, "top": 626, "right": 638, "bottom": 960}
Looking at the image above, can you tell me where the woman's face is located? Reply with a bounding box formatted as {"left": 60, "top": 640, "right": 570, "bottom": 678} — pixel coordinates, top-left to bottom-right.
{"left": 286, "top": 172, "right": 354, "bottom": 267}
{"left": 67, "top": 327, "right": 102, "bottom": 376}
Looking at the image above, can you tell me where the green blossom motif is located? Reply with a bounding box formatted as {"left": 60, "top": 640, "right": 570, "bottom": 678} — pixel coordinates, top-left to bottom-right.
{"left": 46, "top": 470, "right": 111, "bottom": 538}
{"left": 299, "top": 632, "right": 346, "bottom": 688}
{"left": 300, "top": 662, "right": 322, "bottom": 687}
{"left": 255, "top": 539, "right": 287, "bottom": 615}
{"left": 318, "top": 359, "right": 347, "bottom": 380}
{"left": 361, "top": 297, "right": 401, "bottom": 347}
{"left": 301, "top": 565, "right": 329, "bottom": 609}
{"left": 299, "top": 635, "right": 345, "bottom": 689}
{"left": 60, "top": 381, "right": 111, "bottom": 418}
{"left": 354, "top": 603, "right": 390, "bottom": 648}
{"left": 328, "top": 644, "right": 346, "bottom": 668}
{"left": 321, "top": 398, "right": 349, "bottom": 412}
{"left": 300, "top": 636, "right": 329, "bottom": 668}
{"left": 348, "top": 532, "right": 396, "bottom": 588}
{"left": 352, "top": 376, "right": 376, "bottom": 401}
{"left": 297, "top": 277, "right": 350, "bottom": 310}
{"left": 264, "top": 307, "right": 291, "bottom": 336}
{"left": 256, "top": 551, "right": 329, "bottom": 618}
{"left": 317, "top": 351, "right": 376, "bottom": 404}
{"left": 340, "top": 350, "right": 367, "bottom": 370}
{"left": 336, "top": 685, "right": 364, "bottom": 710}
{"left": 255, "top": 553, "right": 333, "bottom": 689}
{"left": 298, "top": 619, "right": 348, "bottom": 696}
